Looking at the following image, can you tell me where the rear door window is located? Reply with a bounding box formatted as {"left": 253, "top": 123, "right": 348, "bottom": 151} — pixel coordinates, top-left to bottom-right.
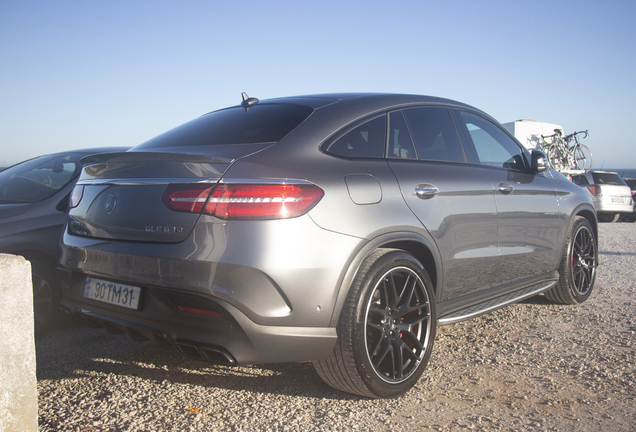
{"left": 403, "top": 108, "right": 466, "bottom": 163}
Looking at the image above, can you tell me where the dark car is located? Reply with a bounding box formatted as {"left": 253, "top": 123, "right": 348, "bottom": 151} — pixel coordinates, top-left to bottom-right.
{"left": 57, "top": 93, "right": 597, "bottom": 398}
{"left": 0, "top": 147, "right": 128, "bottom": 333}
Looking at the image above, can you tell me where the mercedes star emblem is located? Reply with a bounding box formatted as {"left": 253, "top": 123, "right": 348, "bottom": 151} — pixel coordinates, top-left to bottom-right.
{"left": 105, "top": 194, "right": 117, "bottom": 215}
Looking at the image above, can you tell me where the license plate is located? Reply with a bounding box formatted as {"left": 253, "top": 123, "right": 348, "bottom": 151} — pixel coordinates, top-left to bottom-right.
{"left": 611, "top": 197, "right": 626, "bottom": 203}
{"left": 83, "top": 277, "right": 142, "bottom": 310}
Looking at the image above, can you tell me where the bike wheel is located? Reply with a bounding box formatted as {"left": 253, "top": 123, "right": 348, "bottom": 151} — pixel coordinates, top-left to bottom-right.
{"left": 545, "top": 144, "right": 563, "bottom": 171}
{"left": 573, "top": 144, "right": 593, "bottom": 172}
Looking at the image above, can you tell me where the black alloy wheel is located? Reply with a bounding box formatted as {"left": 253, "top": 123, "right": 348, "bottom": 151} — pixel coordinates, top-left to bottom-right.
{"left": 569, "top": 222, "right": 596, "bottom": 297}
{"left": 364, "top": 266, "right": 432, "bottom": 384}
{"left": 545, "top": 217, "right": 597, "bottom": 304}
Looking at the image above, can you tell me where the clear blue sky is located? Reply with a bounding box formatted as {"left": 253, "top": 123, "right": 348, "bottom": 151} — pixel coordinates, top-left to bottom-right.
{"left": 1, "top": 0, "right": 635, "bottom": 168}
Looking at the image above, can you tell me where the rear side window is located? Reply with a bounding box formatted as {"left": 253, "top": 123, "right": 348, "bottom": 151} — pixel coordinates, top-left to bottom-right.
{"left": 591, "top": 172, "right": 627, "bottom": 186}
{"left": 135, "top": 104, "right": 314, "bottom": 149}
{"left": 403, "top": 108, "right": 465, "bottom": 163}
{"left": 323, "top": 115, "right": 386, "bottom": 158}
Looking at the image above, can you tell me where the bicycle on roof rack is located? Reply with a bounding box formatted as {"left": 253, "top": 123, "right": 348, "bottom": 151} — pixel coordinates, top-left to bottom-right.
{"left": 540, "top": 129, "right": 593, "bottom": 173}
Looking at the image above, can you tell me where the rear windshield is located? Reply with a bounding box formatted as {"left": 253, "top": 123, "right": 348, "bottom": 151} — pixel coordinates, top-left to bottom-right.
{"left": 591, "top": 172, "right": 627, "bottom": 186}
{"left": 0, "top": 154, "right": 82, "bottom": 203}
{"left": 134, "top": 104, "right": 314, "bottom": 149}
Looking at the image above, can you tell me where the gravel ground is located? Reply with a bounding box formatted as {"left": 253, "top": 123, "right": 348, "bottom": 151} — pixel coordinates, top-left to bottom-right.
{"left": 36, "top": 223, "right": 636, "bottom": 431}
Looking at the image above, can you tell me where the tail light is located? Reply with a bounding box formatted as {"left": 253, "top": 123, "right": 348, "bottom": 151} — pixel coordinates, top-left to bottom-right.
{"left": 162, "top": 184, "right": 215, "bottom": 213}
{"left": 69, "top": 185, "right": 84, "bottom": 209}
{"left": 587, "top": 185, "right": 602, "bottom": 196}
{"left": 162, "top": 183, "right": 323, "bottom": 220}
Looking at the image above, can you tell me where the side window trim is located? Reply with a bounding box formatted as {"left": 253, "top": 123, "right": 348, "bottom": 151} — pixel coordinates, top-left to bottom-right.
{"left": 387, "top": 110, "right": 418, "bottom": 160}
{"left": 444, "top": 108, "right": 471, "bottom": 164}
{"left": 449, "top": 109, "right": 480, "bottom": 165}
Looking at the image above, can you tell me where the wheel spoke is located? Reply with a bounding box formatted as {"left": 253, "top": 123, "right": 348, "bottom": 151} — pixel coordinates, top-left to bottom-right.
{"left": 397, "top": 275, "right": 415, "bottom": 308}
{"left": 398, "top": 302, "right": 430, "bottom": 322}
{"left": 368, "top": 304, "right": 386, "bottom": 316}
{"left": 372, "top": 342, "right": 391, "bottom": 369}
{"left": 369, "top": 333, "right": 385, "bottom": 359}
{"left": 33, "top": 277, "right": 48, "bottom": 296}
{"left": 386, "top": 274, "right": 399, "bottom": 309}
{"left": 400, "top": 330, "right": 425, "bottom": 353}
{"left": 392, "top": 340, "right": 404, "bottom": 380}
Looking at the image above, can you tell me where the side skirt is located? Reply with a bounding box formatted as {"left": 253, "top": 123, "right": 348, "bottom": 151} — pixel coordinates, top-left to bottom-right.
{"left": 437, "top": 278, "right": 557, "bottom": 326}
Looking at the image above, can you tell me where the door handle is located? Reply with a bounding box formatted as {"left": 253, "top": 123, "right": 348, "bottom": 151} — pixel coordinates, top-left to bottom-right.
{"left": 498, "top": 183, "right": 514, "bottom": 195}
{"left": 415, "top": 184, "right": 439, "bottom": 199}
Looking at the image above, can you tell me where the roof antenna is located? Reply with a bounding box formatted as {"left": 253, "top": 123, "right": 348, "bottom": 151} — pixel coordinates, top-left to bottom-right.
{"left": 241, "top": 92, "right": 259, "bottom": 111}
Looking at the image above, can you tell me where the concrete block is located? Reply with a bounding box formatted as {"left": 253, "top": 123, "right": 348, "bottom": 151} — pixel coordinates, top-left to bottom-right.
{"left": 0, "top": 254, "right": 38, "bottom": 432}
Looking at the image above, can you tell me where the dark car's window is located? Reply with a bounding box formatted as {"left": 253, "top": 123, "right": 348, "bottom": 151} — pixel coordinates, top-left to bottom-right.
{"left": 591, "top": 172, "right": 627, "bottom": 186}
{"left": 460, "top": 111, "right": 525, "bottom": 171}
{"left": 388, "top": 111, "right": 416, "bottom": 159}
{"left": 625, "top": 179, "right": 636, "bottom": 190}
{"left": 134, "top": 104, "right": 314, "bottom": 149}
{"left": 324, "top": 115, "right": 386, "bottom": 158}
{"left": 571, "top": 175, "right": 589, "bottom": 185}
{"left": 404, "top": 108, "right": 466, "bottom": 163}
{"left": 0, "top": 155, "right": 81, "bottom": 203}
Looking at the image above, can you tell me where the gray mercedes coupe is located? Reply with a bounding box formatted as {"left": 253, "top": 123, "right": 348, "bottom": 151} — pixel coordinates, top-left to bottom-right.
{"left": 57, "top": 93, "right": 598, "bottom": 398}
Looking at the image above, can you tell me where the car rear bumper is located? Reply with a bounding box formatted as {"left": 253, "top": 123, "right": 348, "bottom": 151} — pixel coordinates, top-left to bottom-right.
{"left": 57, "top": 214, "right": 363, "bottom": 364}
{"left": 591, "top": 196, "right": 633, "bottom": 213}
{"left": 58, "top": 275, "right": 337, "bottom": 365}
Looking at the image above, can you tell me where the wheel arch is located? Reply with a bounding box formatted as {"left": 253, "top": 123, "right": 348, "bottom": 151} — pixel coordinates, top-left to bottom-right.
{"left": 328, "top": 231, "right": 441, "bottom": 327}
{"left": 575, "top": 208, "right": 598, "bottom": 242}
{"left": 555, "top": 205, "right": 598, "bottom": 269}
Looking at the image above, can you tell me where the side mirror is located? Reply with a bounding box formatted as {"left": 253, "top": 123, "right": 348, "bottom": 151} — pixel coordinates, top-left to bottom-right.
{"left": 530, "top": 150, "right": 549, "bottom": 173}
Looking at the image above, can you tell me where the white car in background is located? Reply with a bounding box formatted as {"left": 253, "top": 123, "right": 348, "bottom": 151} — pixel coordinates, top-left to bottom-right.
{"left": 572, "top": 171, "right": 634, "bottom": 222}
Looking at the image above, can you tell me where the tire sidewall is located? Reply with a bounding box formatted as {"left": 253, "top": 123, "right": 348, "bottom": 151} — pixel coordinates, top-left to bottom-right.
{"left": 30, "top": 260, "right": 61, "bottom": 332}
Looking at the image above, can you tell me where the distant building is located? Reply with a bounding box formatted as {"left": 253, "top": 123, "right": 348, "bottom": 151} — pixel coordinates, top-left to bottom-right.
{"left": 502, "top": 120, "right": 563, "bottom": 151}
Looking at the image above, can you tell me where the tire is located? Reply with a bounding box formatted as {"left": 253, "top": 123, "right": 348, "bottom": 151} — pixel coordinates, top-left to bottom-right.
{"left": 313, "top": 249, "right": 436, "bottom": 398}
{"left": 30, "top": 261, "right": 61, "bottom": 334}
{"left": 544, "top": 217, "right": 597, "bottom": 305}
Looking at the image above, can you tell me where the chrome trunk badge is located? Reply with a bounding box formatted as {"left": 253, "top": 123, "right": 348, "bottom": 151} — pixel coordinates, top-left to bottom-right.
{"left": 105, "top": 194, "right": 117, "bottom": 214}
